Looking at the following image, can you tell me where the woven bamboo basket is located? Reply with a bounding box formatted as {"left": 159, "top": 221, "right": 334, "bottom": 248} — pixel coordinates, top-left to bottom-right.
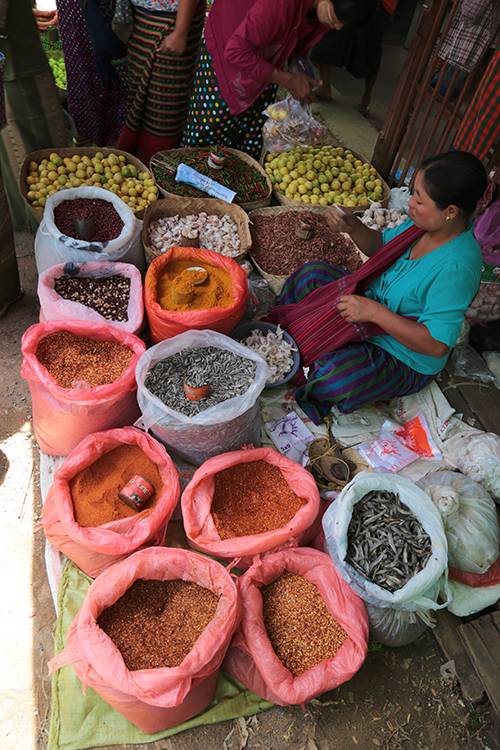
{"left": 150, "top": 147, "right": 272, "bottom": 213}
{"left": 141, "top": 197, "right": 252, "bottom": 266}
{"left": 262, "top": 141, "right": 391, "bottom": 210}
{"left": 248, "top": 205, "right": 366, "bottom": 296}
{"left": 20, "top": 147, "right": 152, "bottom": 225}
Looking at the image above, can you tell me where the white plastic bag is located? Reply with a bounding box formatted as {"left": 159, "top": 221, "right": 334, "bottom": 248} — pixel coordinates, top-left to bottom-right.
{"left": 262, "top": 96, "right": 328, "bottom": 153}
{"left": 38, "top": 261, "right": 144, "bottom": 334}
{"left": 453, "top": 432, "right": 500, "bottom": 501}
{"left": 417, "top": 470, "right": 499, "bottom": 574}
{"left": 388, "top": 187, "right": 411, "bottom": 214}
{"left": 322, "top": 472, "right": 448, "bottom": 611}
{"left": 34, "top": 186, "right": 144, "bottom": 274}
{"left": 365, "top": 581, "right": 440, "bottom": 647}
{"left": 135, "top": 329, "right": 268, "bottom": 465}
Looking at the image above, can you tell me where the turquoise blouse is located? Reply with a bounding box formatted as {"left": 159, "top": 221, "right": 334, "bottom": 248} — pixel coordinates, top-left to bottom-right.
{"left": 365, "top": 218, "right": 482, "bottom": 374}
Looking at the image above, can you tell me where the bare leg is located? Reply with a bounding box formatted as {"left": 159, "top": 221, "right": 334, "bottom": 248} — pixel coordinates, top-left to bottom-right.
{"left": 313, "top": 61, "right": 332, "bottom": 100}
{"left": 357, "top": 73, "right": 377, "bottom": 113}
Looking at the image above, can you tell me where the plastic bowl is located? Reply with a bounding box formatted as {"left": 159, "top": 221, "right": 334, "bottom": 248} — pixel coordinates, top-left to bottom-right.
{"left": 230, "top": 321, "right": 301, "bottom": 388}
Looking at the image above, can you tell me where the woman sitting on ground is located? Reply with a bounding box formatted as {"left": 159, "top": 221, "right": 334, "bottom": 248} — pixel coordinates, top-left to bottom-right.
{"left": 266, "top": 151, "right": 487, "bottom": 423}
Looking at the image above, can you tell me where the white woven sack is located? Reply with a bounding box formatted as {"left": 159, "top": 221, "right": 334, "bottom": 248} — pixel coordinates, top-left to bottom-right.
{"left": 323, "top": 471, "right": 448, "bottom": 611}
{"left": 34, "top": 186, "right": 144, "bottom": 274}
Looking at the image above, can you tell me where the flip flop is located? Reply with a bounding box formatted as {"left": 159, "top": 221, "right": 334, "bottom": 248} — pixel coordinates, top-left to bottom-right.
{"left": 356, "top": 105, "right": 371, "bottom": 116}
{"left": 0, "top": 288, "right": 23, "bottom": 320}
{"left": 315, "top": 94, "right": 334, "bottom": 102}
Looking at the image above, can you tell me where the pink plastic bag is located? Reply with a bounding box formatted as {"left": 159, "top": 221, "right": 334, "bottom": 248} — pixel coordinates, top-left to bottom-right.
{"left": 144, "top": 246, "right": 248, "bottom": 344}
{"left": 21, "top": 320, "right": 146, "bottom": 455}
{"left": 474, "top": 201, "right": 500, "bottom": 265}
{"left": 42, "top": 426, "right": 180, "bottom": 577}
{"left": 223, "top": 547, "right": 369, "bottom": 706}
{"left": 181, "top": 447, "right": 321, "bottom": 566}
{"left": 48, "top": 547, "right": 240, "bottom": 734}
{"left": 38, "top": 261, "right": 144, "bottom": 334}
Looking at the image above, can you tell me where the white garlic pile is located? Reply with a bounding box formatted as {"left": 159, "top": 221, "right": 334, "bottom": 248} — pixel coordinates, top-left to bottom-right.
{"left": 148, "top": 212, "right": 241, "bottom": 257}
{"left": 359, "top": 203, "right": 409, "bottom": 231}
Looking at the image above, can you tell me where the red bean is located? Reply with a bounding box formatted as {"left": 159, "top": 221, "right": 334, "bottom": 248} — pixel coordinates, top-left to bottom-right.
{"left": 53, "top": 198, "right": 124, "bottom": 243}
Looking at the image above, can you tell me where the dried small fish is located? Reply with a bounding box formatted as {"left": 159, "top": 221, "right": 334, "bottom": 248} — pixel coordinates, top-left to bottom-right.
{"left": 345, "top": 490, "right": 432, "bottom": 593}
{"left": 145, "top": 345, "right": 257, "bottom": 417}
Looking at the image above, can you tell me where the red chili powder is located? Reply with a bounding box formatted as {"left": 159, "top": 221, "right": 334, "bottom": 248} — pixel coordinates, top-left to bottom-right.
{"left": 69, "top": 444, "right": 163, "bottom": 527}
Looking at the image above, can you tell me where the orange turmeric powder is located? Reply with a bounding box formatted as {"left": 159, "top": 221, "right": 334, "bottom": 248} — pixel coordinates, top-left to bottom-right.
{"left": 157, "top": 259, "right": 233, "bottom": 311}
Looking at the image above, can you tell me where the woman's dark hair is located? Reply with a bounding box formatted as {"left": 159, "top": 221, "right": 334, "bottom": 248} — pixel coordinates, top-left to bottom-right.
{"left": 333, "top": 0, "right": 378, "bottom": 27}
{"left": 420, "top": 151, "right": 488, "bottom": 217}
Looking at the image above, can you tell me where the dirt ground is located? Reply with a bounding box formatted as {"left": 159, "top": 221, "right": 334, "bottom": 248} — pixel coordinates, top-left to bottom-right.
{"left": 0, "top": 230, "right": 494, "bottom": 750}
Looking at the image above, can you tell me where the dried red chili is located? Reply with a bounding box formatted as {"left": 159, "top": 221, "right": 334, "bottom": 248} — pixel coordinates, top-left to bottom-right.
{"left": 211, "top": 460, "right": 307, "bottom": 540}
{"left": 97, "top": 579, "right": 220, "bottom": 671}
{"left": 261, "top": 570, "right": 349, "bottom": 677}
{"left": 250, "top": 211, "right": 362, "bottom": 276}
{"left": 35, "top": 330, "right": 133, "bottom": 388}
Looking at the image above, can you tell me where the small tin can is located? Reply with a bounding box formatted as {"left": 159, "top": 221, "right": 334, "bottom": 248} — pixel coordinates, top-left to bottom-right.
{"left": 208, "top": 152, "right": 226, "bottom": 170}
{"left": 294, "top": 220, "right": 314, "bottom": 240}
{"left": 184, "top": 380, "right": 210, "bottom": 401}
{"left": 118, "top": 475, "right": 155, "bottom": 511}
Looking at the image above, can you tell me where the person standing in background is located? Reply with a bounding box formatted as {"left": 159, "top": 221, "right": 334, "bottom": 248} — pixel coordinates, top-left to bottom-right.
{"left": 181, "top": 0, "right": 376, "bottom": 160}
{"left": 309, "top": 0, "right": 397, "bottom": 115}
{"left": 56, "top": 0, "right": 128, "bottom": 147}
{"left": 116, "top": 0, "right": 206, "bottom": 165}
{"left": 0, "top": 0, "right": 67, "bottom": 228}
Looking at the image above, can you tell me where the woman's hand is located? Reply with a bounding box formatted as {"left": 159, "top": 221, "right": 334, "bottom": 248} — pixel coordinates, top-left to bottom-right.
{"left": 337, "top": 294, "right": 378, "bottom": 323}
{"left": 159, "top": 28, "right": 188, "bottom": 56}
{"left": 338, "top": 294, "right": 450, "bottom": 358}
{"left": 326, "top": 206, "right": 357, "bottom": 235}
{"left": 286, "top": 72, "right": 320, "bottom": 105}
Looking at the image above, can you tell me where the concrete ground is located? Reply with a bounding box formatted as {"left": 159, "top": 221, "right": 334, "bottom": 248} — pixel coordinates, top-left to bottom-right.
{"left": 0, "top": 16, "right": 495, "bottom": 750}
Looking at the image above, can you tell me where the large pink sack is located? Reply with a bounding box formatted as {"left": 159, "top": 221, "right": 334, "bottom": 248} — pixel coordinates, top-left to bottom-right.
{"left": 21, "top": 320, "right": 146, "bottom": 455}
{"left": 48, "top": 547, "right": 240, "bottom": 734}
{"left": 223, "top": 547, "right": 369, "bottom": 706}
{"left": 42, "top": 426, "right": 180, "bottom": 577}
{"left": 38, "top": 261, "right": 144, "bottom": 334}
{"left": 144, "top": 246, "right": 248, "bottom": 344}
{"left": 181, "top": 447, "right": 321, "bottom": 567}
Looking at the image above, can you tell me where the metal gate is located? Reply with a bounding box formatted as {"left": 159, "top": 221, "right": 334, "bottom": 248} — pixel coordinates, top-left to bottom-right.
{"left": 371, "top": 0, "right": 500, "bottom": 187}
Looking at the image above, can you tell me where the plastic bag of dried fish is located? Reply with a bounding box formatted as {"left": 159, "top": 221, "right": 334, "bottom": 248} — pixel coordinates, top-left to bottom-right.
{"left": 364, "top": 585, "right": 440, "bottom": 648}
{"left": 134, "top": 329, "right": 269, "bottom": 466}
{"left": 322, "top": 472, "right": 449, "bottom": 611}
{"left": 417, "top": 471, "right": 499, "bottom": 574}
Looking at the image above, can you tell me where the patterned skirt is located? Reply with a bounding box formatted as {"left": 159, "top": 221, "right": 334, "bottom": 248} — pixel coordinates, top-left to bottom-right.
{"left": 181, "top": 40, "right": 278, "bottom": 160}
{"left": 57, "top": 0, "right": 127, "bottom": 146}
{"left": 124, "top": 5, "right": 205, "bottom": 141}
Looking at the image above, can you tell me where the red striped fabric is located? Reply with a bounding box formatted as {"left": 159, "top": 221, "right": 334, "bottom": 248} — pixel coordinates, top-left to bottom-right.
{"left": 266, "top": 224, "right": 425, "bottom": 367}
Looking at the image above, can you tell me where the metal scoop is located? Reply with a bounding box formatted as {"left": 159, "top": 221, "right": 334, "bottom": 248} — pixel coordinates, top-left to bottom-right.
{"left": 187, "top": 267, "right": 208, "bottom": 284}
{"left": 73, "top": 214, "right": 94, "bottom": 241}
